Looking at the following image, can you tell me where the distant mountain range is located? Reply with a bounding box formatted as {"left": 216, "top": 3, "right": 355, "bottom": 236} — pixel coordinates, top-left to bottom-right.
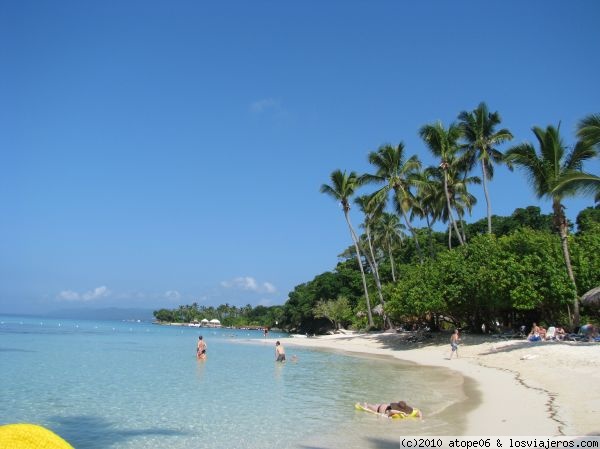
{"left": 43, "top": 307, "right": 155, "bottom": 321}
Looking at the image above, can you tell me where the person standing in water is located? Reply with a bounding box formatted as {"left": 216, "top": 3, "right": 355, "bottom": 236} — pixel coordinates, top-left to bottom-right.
{"left": 275, "top": 341, "right": 286, "bottom": 362}
{"left": 197, "top": 336, "right": 207, "bottom": 359}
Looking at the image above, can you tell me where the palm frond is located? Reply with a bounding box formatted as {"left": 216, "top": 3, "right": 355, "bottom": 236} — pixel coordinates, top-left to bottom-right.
{"left": 505, "top": 142, "right": 547, "bottom": 198}
{"left": 551, "top": 171, "right": 600, "bottom": 198}
{"left": 564, "top": 140, "right": 597, "bottom": 171}
{"left": 577, "top": 113, "right": 600, "bottom": 146}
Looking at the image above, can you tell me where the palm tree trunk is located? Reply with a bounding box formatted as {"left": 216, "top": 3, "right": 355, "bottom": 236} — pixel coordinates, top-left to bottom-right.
{"left": 553, "top": 200, "right": 579, "bottom": 327}
{"left": 345, "top": 211, "right": 374, "bottom": 327}
{"left": 444, "top": 174, "right": 464, "bottom": 245}
{"left": 365, "top": 227, "right": 384, "bottom": 304}
{"left": 387, "top": 237, "right": 396, "bottom": 282}
{"left": 481, "top": 161, "right": 493, "bottom": 234}
{"left": 458, "top": 212, "right": 468, "bottom": 243}
{"left": 399, "top": 208, "right": 423, "bottom": 263}
{"left": 425, "top": 214, "right": 435, "bottom": 259}
{"left": 362, "top": 227, "right": 385, "bottom": 300}
{"left": 364, "top": 226, "right": 391, "bottom": 329}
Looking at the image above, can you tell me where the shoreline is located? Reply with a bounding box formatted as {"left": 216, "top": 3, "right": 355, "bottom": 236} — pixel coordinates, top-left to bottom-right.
{"left": 279, "top": 332, "right": 599, "bottom": 436}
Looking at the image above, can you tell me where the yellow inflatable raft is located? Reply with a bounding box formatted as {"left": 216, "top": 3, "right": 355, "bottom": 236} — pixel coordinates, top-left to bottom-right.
{"left": 0, "top": 423, "right": 75, "bottom": 449}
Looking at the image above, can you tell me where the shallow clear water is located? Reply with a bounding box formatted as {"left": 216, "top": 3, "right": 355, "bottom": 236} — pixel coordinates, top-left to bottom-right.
{"left": 1, "top": 315, "right": 471, "bottom": 448}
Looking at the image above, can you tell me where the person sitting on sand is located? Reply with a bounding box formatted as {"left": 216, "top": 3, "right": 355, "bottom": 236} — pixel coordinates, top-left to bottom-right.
{"left": 528, "top": 323, "right": 541, "bottom": 341}
{"left": 555, "top": 326, "right": 566, "bottom": 341}
{"left": 360, "top": 401, "right": 422, "bottom": 418}
{"left": 581, "top": 323, "right": 599, "bottom": 342}
{"left": 538, "top": 325, "right": 547, "bottom": 340}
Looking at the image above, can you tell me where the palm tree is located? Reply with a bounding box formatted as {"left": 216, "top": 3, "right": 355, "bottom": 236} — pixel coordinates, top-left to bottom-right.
{"left": 364, "top": 143, "right": 424, "bottom": 262}
{"left": 355, "top": 195, "right": 386, "bottom": 310}
{"left": 320, "top": 170, "right": 374, "bottom": 327}
{"left": 373, "top": 212, "right": 406, "bottom": 282}
{"left": 505, "top": 124, "right": 598, "bottom": 327}
{"left": 419, "top": 121, "right": 465, "bottom": 245}
{"left": 422, "top": 162, "right": 479, "bottom": 248}
{"left": 576, "top": 113, "right": 600, "bottom": 202}
{"left": 458, "top": 102, "right": 513, "bottom": 234}
{"left": 412, "top": 167, "right": 443, "bottom": 257}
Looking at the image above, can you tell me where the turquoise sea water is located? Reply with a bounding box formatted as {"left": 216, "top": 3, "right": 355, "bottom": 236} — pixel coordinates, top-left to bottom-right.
{"left": 1, "top": 315, "right": 471, "bottom": 448}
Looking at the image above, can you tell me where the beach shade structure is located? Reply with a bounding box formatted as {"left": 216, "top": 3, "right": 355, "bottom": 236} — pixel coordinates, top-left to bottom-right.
{"left": 581, "top": 286, "right": 600, "bottom": 309}
{"left": 200, "top": 318, "right": 209, "bottom": 324}
{"left": 209, "top": 319, "right": 221, "bottom": 327}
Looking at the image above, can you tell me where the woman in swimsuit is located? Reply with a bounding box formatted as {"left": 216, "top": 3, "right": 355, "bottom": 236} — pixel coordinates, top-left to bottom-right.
{"left": 361, "top": 401, "right": 422, "bottom": 418}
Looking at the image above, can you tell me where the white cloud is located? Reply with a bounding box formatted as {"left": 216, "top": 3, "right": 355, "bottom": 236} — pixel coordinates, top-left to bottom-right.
{"left": 165, "top": 290, "right": 181, "bottom": 301}
{"left": 250, "top": 98, "right": 281, "bottom": 114}
{"left": 57, "top": 286, "right": 111, "bottom": 302}
{"left": 220, "top": 276, "right": 277, "bottom": 294}
{"left": 263, "top": 282, "right": 276, "bottom": 294}
{"left": 58, "top": 290, "right": 80, "bottom": 301}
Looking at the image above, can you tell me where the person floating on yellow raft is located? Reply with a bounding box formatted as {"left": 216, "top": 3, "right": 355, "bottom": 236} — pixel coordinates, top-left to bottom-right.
{"left": 355, "top": 400, "right": 422, "bottom": 419}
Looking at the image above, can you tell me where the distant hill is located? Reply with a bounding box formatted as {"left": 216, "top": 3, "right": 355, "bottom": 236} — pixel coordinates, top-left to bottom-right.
{"left": 44, "top": 307, "right": 155, "bottom": 322}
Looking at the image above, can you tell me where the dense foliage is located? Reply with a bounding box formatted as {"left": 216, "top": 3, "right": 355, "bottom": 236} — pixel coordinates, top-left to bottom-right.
{"left": 278, "top": 209, "right": 600, "bottom": 333}
{"left": 155, "top": 107, "right": 599, "bottom": 334}
{"left": 154, "top": 207, "right": 600, "bottom": 333}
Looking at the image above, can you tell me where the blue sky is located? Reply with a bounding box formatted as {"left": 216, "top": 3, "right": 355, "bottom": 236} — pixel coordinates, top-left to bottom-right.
{"left": 1, "top": 1, "right": 599, "bottom": 314}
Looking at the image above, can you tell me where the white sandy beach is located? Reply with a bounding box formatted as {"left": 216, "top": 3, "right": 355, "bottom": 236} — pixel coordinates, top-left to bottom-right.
{"left": 281, "top": 332, "right": 600, "bottom": 436}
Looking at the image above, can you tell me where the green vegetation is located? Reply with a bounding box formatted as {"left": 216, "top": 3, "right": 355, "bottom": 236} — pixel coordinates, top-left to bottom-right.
{"left": 153, "top": 303, "right": 283, "bottom": 328}
{"left": 155, "top": 107, "right": 600, "bottom": 334}
{"left": 505, "top": 123, "right": 598, "bottom": 325}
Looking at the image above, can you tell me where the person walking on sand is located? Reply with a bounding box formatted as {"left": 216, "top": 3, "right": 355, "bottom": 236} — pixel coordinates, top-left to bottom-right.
{"left": 197, "top": 335, "right": 207, "bottom": 358}
{"left": 275, "top": 341, "right": 286, "bottom": 362}
{"left": 449, "top": 329, "right": 460, "bottom": 359}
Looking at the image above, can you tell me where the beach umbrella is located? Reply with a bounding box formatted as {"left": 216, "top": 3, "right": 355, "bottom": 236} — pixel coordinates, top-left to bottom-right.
{"left": 581, "top": 286, "right": 600, "bottom": 309}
